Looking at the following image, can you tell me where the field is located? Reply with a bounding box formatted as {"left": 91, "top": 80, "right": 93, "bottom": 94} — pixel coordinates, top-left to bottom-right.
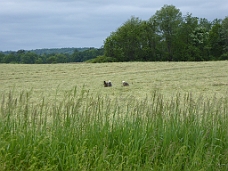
{"left": 1, "top": 61, "right": 228, "bottom": 101}
{"left": 0, "top": 61, "right": 228, "bottom": 170}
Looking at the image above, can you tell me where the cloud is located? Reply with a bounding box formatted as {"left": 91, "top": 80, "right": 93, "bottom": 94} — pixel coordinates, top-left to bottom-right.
{"left": 1, "top": 0, "right": 228, "bottom": 51}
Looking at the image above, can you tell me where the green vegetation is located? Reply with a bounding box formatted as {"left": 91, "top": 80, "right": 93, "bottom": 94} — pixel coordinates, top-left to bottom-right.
{"left": 1, "top": 47, "right": 89, "bottom": 55}
{"left": 104, "top": 5, "right": 228, "bottom": 62}
{"left": 0, "top": 48, "right": 104, "bottom": 64}
{"left": 29, "top": 47, "right": 90, "bottom": 55}
{"left": 0, "top": 61, "right": 228, "bottom": 170}
{"left": 86, "top": 55, "right": 117, "bottom": 63}
{"left": 0, "top": 87, "right": 228, "bottom": 170}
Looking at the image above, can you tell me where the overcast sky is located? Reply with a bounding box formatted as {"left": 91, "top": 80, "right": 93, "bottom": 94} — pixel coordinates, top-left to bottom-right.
{"left": 1, "top": 0, "right": 228, "bottom": 51}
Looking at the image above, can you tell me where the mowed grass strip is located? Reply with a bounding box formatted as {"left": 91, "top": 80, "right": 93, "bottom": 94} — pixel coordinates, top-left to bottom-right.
{"left": 0, "top": 61, "right": 228, "bottom": 104}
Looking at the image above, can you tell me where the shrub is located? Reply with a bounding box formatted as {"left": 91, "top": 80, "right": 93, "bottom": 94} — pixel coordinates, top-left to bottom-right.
{"left": 86, "top": 55, "right": 117, "bottom": 63}
{"left": 220, "top": 53, "right": 228, "bottom": 60}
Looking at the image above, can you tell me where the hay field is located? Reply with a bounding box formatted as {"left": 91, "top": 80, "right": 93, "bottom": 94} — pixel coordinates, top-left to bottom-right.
{"left": 0, "top": 61, "right": 228, "bottom": 103}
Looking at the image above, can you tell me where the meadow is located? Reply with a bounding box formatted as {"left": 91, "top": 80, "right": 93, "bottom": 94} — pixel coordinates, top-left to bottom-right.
{"left": 0, "top": 61, "right": 228, "bottom": 170}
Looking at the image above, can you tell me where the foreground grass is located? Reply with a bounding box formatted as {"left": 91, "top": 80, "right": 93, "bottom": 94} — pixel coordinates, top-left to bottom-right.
{"left": 0, "top": 88, "right": 228, "bottom": 170}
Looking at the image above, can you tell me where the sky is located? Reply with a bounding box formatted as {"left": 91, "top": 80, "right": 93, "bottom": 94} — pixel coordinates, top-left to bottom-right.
{"left": 1, "top": 0, "right": 228, "bottom": 51}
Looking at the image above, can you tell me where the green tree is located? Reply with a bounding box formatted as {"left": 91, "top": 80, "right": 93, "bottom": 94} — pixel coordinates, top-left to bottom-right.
{"left": 190, "top": 26, "right": 210, "bottom": 61}
{"left": 122, "top": 17, "right": 143, "bottom": 61}
{"left": 208, "top": 19, "right": 223, "bottom": 59}
{"left": 220, "top": 16, "right": 228, "bottom": 59}
{"left": 16, "top": 49, "right": 26, "bottom": 63}
{"left": 104, "top": 32, "right": 124, "bottom": 61}
{"left": 21, "top": 52, "right": 37, "bottom": 64}
{"left": 71, "top": 48, "right": 103, "bottom": 62}
{"left": 0, "top": 52, "right": 5, "bottom": 63}
{"left": 3, "top": 53, "right": 17, "bottom": 63}
{"left": 104, "top": 16, "right": 143, "bottom": 61}
{"left": 140, "top": 19, "right": 160, "bottom": 61}
{"left": 56, "top": 54, "right": 67, "bottom": 63}
{"left": 35, "top": 57, "right": 43, "bottom": 64}
{"left": 174, "top": 13, "right": 198, "bottom": 61}
{"left": 81, "top": 48, "right": 102, "bottom": 61}
{"left": 152, "top": 5, "right": 183, "bottom": 61}
{"left": 71, "top": 50, "right": 82, "bottom": 62}
{"left": 47, "top": 55, "right": 57, "bottom": 64}
{"left": 199, "top": 18, "right": 211, "bottom": 31}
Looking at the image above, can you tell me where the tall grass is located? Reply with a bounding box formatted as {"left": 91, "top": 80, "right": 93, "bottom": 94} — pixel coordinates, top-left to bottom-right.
{"left": 0, "top": 87, "right": 228, "bottom": 170}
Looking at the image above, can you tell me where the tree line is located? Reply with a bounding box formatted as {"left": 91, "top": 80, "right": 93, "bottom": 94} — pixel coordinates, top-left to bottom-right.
{"left": 0, "top": 48, "right": 104, "bottom": 64}
{"left": 103, "top": 5, "right": 228, "bottom": 62}
{"left": 1, "top": 5, "right": 228, "bottom": 63}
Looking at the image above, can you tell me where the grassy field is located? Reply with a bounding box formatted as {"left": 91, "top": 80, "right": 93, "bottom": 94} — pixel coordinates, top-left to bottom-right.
{"left": 1, "top": 61, "right": 228, "bottom": 102}
{"left": 0, "top": 61, "right": 228, "bottom": 170}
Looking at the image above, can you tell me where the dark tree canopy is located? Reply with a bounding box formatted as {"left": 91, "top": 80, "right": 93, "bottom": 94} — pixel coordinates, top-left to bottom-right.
{"left": 0, "top": 48, "right": 104, "bottom": 64}
{"left": 104, "top": 5, "right": 228, "bottom": 62}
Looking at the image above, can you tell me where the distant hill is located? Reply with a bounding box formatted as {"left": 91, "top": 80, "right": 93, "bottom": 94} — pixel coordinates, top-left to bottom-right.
{"left": 29, "top": 47, "right": 90, "bottom": 55}
{"left": 1, "top": 47, "right": 91, "bottom": 55}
